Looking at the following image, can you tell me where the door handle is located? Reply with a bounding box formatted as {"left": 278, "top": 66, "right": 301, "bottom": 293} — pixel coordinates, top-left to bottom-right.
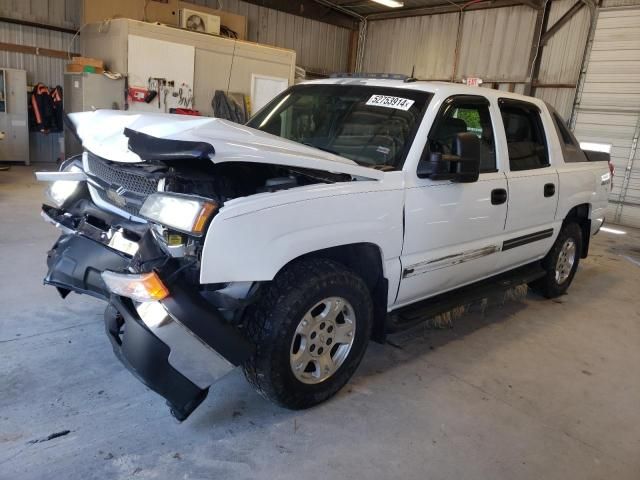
{"left": 544, "top": 183, "right": 556, "bottom": 197}
{"left": 491, "top": 188, "right": 507, "bottom": 205}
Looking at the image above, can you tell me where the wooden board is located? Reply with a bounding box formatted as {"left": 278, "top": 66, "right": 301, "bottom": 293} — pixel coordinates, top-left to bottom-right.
{"left": 83, "top": 0, "right": 178, "bottom": 25}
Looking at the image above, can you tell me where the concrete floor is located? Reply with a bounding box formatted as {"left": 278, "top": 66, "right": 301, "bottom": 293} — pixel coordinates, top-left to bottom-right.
{"left": 1, "top": 165, "right": 640, "bottom": 480}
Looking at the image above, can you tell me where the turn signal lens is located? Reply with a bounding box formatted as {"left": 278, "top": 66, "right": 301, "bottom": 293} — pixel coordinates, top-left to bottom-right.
{"left": 193, "top": 202, "right": 217, "bottom": 234}
{"left": 101, "top": 271, "right": 169, "bottom": 302}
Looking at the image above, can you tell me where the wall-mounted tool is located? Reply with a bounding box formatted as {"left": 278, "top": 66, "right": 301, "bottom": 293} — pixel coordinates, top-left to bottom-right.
{"left": 146, "top": 77, "right": 169, "bottom": 108}
{"left": 178, "top": 83, "right": 193, "bottom": 109}
{"left": 144, "top": 90, "right": 158, "bottom": 103}
{"left": 128, "top": 86, "right": 148, "bottom": 102}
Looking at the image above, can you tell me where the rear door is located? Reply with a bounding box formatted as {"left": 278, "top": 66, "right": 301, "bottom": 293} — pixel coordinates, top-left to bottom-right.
{"left": 498, "top": 99, "right": 559, "bottom": 268}
{"left": 397, "top": 95, "right": 508, "bottom": 306}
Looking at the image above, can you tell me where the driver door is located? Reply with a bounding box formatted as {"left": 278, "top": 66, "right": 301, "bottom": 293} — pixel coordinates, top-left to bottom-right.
{"left": 396, "top": 95, "right": 508, "bottom": 306}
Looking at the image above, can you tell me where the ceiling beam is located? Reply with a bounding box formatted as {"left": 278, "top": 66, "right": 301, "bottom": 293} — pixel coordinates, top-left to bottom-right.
{"left": 0, "top": 41, "right": 79, "bottom": 60}
{"left": 0, "top": 16, "right": 77, "bottom": 35}
{"left": 238, "top": 1, "right": 359, "bottom": 29}
{"left": 365, "top": 0, "right": 542, "bottom": 21}
{"left": 523, "top": 0, "right": 549, "bottom": 96}
{"left": 540, "top": 0, "right": 585, "bottom": 45}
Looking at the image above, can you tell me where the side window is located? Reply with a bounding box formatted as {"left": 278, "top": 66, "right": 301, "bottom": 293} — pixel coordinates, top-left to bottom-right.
{"left": 553, "top": 113, "right": 575, "bottom": 146}
{"left": 499, "top": 100, "right": 549, "bottom": 171}
{"left": 550, "top": 108, "right": 588, "bottom": 163}
{"left": 428, "top": 96, "right": 496, "bottom": 173}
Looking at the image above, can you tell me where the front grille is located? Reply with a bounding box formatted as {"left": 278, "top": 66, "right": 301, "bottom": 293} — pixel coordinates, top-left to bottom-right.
{"left": 87, "top": 153, "right": 160, "bottom": 195}
{"left": 86, "top": 153, "right": 162, "bottom": 216}
{"left": 94, "top": 186, "right": 140, "bottom": 216}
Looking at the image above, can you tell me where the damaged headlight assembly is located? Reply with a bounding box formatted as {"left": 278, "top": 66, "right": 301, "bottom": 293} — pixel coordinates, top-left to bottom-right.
{"left": 139, "top": 192, "right": 218, "bottom": 236}
{"left": 45, "top": 164, "right": 85, "bottom": 208}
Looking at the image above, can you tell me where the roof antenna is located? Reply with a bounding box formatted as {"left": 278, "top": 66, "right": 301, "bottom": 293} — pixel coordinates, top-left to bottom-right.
{"left": 405, "top": 65, "right": 417, "bottom": 83}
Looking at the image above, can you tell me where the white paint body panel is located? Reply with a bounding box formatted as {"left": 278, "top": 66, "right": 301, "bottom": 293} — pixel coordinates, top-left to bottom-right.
{"left": 398, "top": 172, "right": 508, "bottom": 305}
{"left": 200, "top": 173, "right": 406, "bottom": 306}
{"left": 66, "top": 79, "right": 610, "bottom": 311}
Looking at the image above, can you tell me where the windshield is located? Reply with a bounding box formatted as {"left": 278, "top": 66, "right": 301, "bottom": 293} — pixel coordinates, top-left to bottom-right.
{"left": 247, "top": 84, "right": 431, "bottom": 170}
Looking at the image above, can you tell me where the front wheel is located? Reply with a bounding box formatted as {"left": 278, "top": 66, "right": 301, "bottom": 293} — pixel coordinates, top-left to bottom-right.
{"left": 243, "top": 258, "right": 373, "bottom": 409}
{"left": 531, "top": 222, "right": 582, "bottom": 298}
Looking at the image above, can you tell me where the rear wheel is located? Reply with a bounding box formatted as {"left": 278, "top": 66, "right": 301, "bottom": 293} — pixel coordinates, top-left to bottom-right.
{"left": 243, "top": 258, "right": 373, "bottom": 409}
{"left": 531, "top": 222, "right": 582, "bottom": 298}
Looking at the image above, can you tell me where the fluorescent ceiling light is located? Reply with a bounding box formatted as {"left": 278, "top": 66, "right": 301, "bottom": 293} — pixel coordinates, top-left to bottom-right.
{"left": 600, "top": 226, "right": 626, "bottom": 235}
{"left": 371, "top": 0, "right": 404, "bottom": 7}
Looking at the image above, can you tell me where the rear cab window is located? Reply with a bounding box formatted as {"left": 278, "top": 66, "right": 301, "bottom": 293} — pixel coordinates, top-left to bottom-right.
{"left": 498, "top": 98, "right": 549, "bottom": 171}
{"left": 549, "top": 107, "right": 588, "bottom": 163}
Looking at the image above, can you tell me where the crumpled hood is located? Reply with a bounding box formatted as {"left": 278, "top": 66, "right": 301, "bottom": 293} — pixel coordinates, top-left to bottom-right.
{"left": 69, "top": 110, "right": 384, "bottom": 180}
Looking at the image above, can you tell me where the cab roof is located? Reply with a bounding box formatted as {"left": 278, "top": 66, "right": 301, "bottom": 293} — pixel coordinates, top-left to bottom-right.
{"left": 301, "top": 77, "right": 546, "bottom": 108}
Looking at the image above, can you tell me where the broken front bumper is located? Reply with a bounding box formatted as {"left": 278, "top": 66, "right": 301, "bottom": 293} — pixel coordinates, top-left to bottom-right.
{"left": 42, "top": 203, "right": 252, "bottom": 420}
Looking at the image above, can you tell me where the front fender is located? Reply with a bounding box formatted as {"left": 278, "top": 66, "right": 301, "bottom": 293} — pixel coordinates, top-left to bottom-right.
{"left": 199, "top": 187, "right": 404, "bottom": 284}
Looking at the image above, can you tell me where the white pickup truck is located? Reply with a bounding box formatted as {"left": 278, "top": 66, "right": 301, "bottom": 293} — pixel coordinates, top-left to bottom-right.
{"left": 38, "top": 77, "right": 611, "bottom": 420}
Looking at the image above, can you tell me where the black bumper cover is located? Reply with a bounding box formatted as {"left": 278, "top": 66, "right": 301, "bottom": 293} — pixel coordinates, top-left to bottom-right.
{"left": 104, "top": 297, "right": 208, "bottom": 421}
{"left": 45, "top": 225, "right": 252, "bottom": 420}
{"left": 45, "top": 234, "right": 131, "bottom": 300}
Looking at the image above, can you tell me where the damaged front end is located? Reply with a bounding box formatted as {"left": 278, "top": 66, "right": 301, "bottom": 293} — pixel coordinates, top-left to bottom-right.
{"left": 38, "top": 141, "right": 258, "bottom": 421}
{"left": 38, "top": 109, "right": 378, "bottom": 420}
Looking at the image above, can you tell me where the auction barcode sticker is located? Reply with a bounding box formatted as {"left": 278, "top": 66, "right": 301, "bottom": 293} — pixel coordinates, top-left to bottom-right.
{"left": 366, "top": 95, "right": 415, "bottom": 111}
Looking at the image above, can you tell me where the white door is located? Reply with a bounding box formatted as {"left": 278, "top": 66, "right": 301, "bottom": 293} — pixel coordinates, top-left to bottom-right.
{"left": 397, "top": 95, "right": 508, "bottom": 306}
{"left": 499, "top": 99, "right": 559, "bottom": 269}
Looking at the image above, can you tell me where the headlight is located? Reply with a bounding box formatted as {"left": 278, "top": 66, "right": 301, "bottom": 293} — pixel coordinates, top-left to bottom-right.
{"left": 139, "top": 193, "right": 218, "bottom": 236}
{"left": 47, "top": 180, "right": 80, "bottom": 207}
{"left": 46, "top": 164, "right": 83, "bottom": 207}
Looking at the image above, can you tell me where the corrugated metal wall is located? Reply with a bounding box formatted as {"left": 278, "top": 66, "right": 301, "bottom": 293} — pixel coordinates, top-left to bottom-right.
{"left": 362, "top": 6, "right": 538, "bottom": 81}
{"left": 191, "top": 0, "right": 352, "bottom": 74}
{"left": 0, "top": 0, "right": 80, "bottom": 163}
{"left": 572, "top": 6, "right": 640, "bottom": 227}
{"left": 361, "top": 2, "right": 592, "bottom": 118}
{"left": 535, "top": 0, "right": 591, "bottom": 117}
{"left": 361, "top": 13, "right": 459, "bottom": 79}
{"left": 601, "top": 0, "right": 640, "bottom": 6}
{"left": 457, "top": 6, "right": 538, "bottom": 81}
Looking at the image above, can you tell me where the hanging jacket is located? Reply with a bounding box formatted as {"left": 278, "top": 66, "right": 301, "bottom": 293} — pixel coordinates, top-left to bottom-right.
{"left": 50, "top": 85, "right": 64, "bottom": 133}
{"left": 29, "top": 83, "right": 55, "bottom": 133}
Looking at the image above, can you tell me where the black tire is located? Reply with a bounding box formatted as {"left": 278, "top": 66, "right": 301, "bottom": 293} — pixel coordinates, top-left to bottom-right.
{"left": 243, "top": 258, "right": 373, "bottom": 409}
{"left": 531, "top": 222, "right": 582, "bottom": 298}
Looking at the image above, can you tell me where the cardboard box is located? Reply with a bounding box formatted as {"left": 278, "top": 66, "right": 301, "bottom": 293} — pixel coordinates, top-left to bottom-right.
{"left": 65, "top": 63, "right": 84, "bottom": 73}
{"left": 66, "top": 64, "right": 105, "bottom": 74}
{"left": 71, "top": 56, "right": 104, "bottom": 69}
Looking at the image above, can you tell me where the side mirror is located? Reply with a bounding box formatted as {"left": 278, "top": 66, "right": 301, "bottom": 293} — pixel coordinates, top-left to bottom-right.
{"left": 417, "top": 132, "right": 481, "bottom": 183}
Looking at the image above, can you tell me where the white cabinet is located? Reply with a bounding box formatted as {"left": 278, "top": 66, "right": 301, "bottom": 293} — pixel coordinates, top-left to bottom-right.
{"left": 0, "top": 69, "right": 29, "bottom": 165}
{"left": 81, "top": 19, "right": 296, "bottom": 117}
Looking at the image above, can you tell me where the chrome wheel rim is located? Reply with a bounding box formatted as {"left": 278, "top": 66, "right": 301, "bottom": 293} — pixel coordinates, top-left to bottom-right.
{"left": 555, "top": 238, "right": 576, "bottom": 284}
{"left": 289, "top": 296, "right": 356, "bottom": 385}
